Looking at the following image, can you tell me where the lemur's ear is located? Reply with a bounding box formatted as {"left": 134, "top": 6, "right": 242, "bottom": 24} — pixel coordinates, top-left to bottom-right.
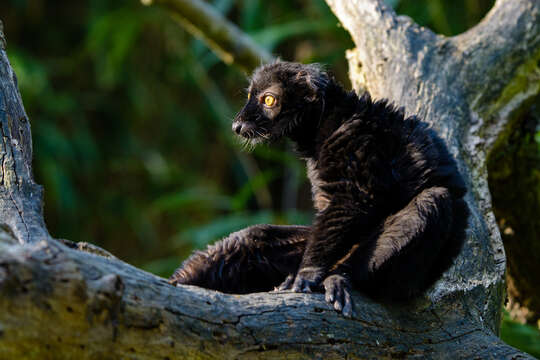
{"left": 295, "top": 68, "right": 328, "bottom": 102}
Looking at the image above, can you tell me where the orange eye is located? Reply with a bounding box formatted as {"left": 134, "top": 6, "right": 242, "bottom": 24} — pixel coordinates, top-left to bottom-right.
{"left": 264, "top": 95, "right": 276, "bottom": 107}
{"left": 247, "top": 92, "right": 251, "bottom": 100}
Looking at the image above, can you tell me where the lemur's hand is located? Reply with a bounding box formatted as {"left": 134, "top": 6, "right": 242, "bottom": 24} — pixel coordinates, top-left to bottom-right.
{"left": 276, "top": 267, "right": 324, "bottom": 293}
{"left": 292, "top": 267, "right": 324, "bottom": 292}
{"left": 276, "top": 270, "right": 354, "bottom": 317}
{"left": 323, "top": 274, "right": 355, "bottom": 318}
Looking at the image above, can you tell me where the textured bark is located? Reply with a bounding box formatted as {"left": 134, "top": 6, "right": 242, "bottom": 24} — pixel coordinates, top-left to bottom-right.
{"left": 0, "top": 233, "right": 529, "bottom": 359}
{"left": 0, "top": 0, "right": 539, "bottom": 357}
{"left": 0, "top": 22, "right": 49, "bottom": 245}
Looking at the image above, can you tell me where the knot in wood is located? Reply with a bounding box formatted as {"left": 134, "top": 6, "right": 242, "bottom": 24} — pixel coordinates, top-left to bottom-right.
{"left": 95, "top": 273, "right": 124, "bottom": 300}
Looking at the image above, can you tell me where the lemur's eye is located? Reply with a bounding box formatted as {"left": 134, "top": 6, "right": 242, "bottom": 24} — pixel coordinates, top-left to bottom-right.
{"left": 264, "top": 94, "right": 276, "bottom": 107}
{"left": 247, "top": 92, "right": 251, "bottom": 100}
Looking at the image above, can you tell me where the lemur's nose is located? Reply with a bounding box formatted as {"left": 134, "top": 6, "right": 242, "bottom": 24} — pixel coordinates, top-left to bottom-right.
{"left": 232, "top": 122, "right": 243, "bottom": 134}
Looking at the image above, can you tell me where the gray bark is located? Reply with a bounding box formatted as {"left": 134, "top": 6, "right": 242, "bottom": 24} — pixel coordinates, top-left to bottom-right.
{"left": 0, "top": 0, "right": 539, "bottom": 357}
{"left": 0, "top": 23, "right": 49, "bottom": 245}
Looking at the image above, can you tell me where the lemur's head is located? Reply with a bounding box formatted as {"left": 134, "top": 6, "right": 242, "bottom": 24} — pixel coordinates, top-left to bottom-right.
{"left": 232, "top": 61, "right": 329, "bottom": 144}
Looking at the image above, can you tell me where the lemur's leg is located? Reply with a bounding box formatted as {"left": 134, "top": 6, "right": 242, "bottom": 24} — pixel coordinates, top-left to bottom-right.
{"left": 169, "top": 225, "right": 310, "bottom": 294}
{"left": 422, "top": 196, "right": 469, "bottom": 288}
{"left": 278, "top": 188, "right": 373, "bottom": 293}
{"left": 326, "top": 186, "right": 464, "bottom": 312}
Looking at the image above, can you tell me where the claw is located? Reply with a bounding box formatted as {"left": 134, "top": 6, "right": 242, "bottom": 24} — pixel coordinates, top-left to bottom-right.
{"left": 325, "top": 289, "right": 334, "bottom": 303}
{"left": 333, "top": 299, "right": 343, "bottom": 312}
{"left": 277, "top": 274, "right": 295, "bottom": 291}
{"left": 342, "top": 292, "right": 353, "bottom": 318}
{"left": 291, "top": 276, "right": 316, "bottom": 293}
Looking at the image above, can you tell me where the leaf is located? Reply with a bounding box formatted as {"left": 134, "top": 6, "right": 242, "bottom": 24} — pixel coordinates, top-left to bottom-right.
{"left": 384, "top": 0, "right": 401, "bottom": 8}
{"left": 86, "top": 8, "right": 144, "bottom": 88}
{"left": 500, "top": 310, "right": 540, "bottom": 358}
{"left": 251, "top": 20, "right": 337, "bottom": 51}
{"left": 174, "top": 211, "right": 274, "bottom": 248}
{"left": 150, "top": 186, "right": 232, "bottom": 213}
{"left": 232, "top": 170, "right": 277, "bottom": 210}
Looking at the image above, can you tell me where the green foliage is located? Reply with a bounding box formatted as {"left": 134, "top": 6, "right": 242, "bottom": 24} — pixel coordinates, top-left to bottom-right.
{"left": 391, "top": 0, "right": 495, "bottom": 36}
{"left": 177, "top": 211, "right": 274, "bottom": 249}
{"left": 501, "top": 311, "right": 540, "bottom": 358}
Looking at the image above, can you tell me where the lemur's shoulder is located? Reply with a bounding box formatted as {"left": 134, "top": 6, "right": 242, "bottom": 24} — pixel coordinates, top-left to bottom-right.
{"left": 317, "top": 94, "right": 412, "bottom": 168}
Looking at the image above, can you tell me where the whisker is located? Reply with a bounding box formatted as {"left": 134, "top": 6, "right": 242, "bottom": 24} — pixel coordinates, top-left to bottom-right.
{"left": 254, "top": 130, "right": 266, "bottom": 139}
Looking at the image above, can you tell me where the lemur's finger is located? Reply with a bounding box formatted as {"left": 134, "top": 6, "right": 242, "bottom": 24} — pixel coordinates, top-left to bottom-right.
{"left": 276, "top": 274, "right": 295, "bottom": 291}
{"left": 291, "top": 276, "right": 312, "bottom": 293}
{"left": 333, "top": 286, "right": 344, "bottom": 312}
{"left": 334, "top": 299, "right": 344, "bottom": 312}
{"left": 292, "top": 279, "right": 304, "bottom": 292}
{"left": 291, "top": 277, "right": 302, "bottom": 292}
{"left": 325, "top": 284, "right": 335, "bottom": 303}
{"left": 302, "top": 282, "right": 312, "bottom": 293}
{"left": 342, "top": 291, "right": 354, "bottom": 318}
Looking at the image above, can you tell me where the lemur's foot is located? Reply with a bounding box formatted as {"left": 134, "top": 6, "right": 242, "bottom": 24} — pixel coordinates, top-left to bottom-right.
{"left": 323, "top": 274, "right": 355, "bottom": 318}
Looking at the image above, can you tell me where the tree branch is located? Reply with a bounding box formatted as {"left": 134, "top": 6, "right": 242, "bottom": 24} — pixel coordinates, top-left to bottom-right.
{"left": 0, "top": 230, "right": 531, "bottom": 359}
{"left": 454, "top": 0, "right": 540, "bottom": 155}
{"left": 142, "top": 0, "right": 272, "bottom": 72}
{"left": 0, "top": 22, "right": 49, "bottom": 245}
{"left": 325, "top": 0, "right": 441, "bottom": 104}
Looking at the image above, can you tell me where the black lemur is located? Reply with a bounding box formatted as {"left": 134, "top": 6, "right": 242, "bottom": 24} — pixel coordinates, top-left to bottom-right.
{"left": 169, "top": 61, "right": 469, "bottom": 317}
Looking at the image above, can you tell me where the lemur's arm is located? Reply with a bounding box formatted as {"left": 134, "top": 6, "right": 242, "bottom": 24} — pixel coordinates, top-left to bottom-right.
{"left": 276, "top": 187, "right": 375, "bottom": 318}
{"left": 301, "top": 206, "right": 373, "bottom": 288}
{"left": 280, "top": 182, "right": 380, "bottom": 293}
{"left": 319, "top": 186, "right": 456, "bottom": 316}
{"left": 287, "top": 126, "right": 393, "bottom": 292}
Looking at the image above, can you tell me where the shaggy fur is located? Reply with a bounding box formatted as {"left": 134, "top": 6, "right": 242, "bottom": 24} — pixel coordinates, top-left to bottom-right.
{"left": 170, "top": 61, "right": 469, "bottom": 317}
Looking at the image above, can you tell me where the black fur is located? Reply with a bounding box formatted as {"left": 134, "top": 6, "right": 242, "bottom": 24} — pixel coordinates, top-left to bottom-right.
{"left": 170, "top": 61, "right": 469, "bottom": 317}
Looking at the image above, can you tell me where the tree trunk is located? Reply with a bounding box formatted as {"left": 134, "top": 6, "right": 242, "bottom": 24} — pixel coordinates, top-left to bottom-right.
{"left": 0, "top": 0, "right": 539, "bottom": 357}
{"left": 488, "top": 103, "right": 540, "bottom": 325}
{"left": 327, "top": 0, "right": 540, "bottom": 327}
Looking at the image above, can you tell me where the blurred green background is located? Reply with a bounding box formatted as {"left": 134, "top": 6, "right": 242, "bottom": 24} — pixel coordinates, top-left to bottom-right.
{"left": 0, "top": 0, "right": 538, "bottom": 357}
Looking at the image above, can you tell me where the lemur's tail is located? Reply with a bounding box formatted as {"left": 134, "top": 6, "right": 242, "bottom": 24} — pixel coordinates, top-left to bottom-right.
{"left": 169, "top": 225, "right": 309, "bottom": 294}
